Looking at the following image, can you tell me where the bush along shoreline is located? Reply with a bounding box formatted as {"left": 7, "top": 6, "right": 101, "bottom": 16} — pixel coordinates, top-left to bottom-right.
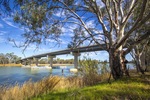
{"left": 0, "top": 59, "right": 150, "bottom": 100}
{"left": 32, "top": 72, "right": 150, "bottom": 100}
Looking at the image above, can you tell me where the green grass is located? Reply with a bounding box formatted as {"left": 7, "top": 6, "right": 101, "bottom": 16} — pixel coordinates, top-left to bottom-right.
{"left": 32, "top": 74, "right": 150, "bottom": 100}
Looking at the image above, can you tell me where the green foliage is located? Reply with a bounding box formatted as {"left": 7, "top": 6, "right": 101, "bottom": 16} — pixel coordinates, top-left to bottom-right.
{"left": 0, "top": 53, "right": 21, "bottom": 64}
{"left": 32, "top": 74, "right": 150, "bottom": 100}
{"left": 0, "top": 53, "right": 8, "bottom": 64}
{"left": 17, "top": 1, "right": 47, "bottom": 29}
{"left": 12, "top": 0, "right": 64, "bottom": 49}
{"left": 0, "top": 0, "right": 11, "bottom": 13}
{"left": 79, "top": 57, "right": 99, "bottom": 75}
{"left": 79, "top": 57, "right": 101, "bottom": 85}
{"left": 100, "top": 60, "right": 110, "bottom": 74}
{"left": 68, "top": 28, "right": 81, "bottom": 48}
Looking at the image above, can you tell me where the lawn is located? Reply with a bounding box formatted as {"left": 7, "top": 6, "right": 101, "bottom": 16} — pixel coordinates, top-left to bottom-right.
{"left": 32, "top": 73, "right": 150, "bottom": 100}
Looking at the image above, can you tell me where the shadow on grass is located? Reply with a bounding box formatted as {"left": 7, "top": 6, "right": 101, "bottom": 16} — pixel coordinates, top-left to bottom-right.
{"left": 33, "top": 82, "right": 150, "bottom": 100}
{"left": 33, "top": 91, "right": 69, "bottom": 100}
{"left": 32, "top": 73, "right": 150, "bottom": 100}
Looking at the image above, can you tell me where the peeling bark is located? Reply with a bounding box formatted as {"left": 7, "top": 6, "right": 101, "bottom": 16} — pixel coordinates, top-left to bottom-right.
{"left": 120, "top": 51, "right": 130, "bottom": 76}
{"left": 109, "top": 49, "right": 123, "bottom": 80}
{"left": 133, "top": 47, "right": 145, "bottom": 74}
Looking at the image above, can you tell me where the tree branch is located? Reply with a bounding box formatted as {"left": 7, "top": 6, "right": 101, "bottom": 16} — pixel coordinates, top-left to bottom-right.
{"left": 115, "top": 0, "right": 149, "bottom": 50}
{"left": 59, "top": 0, "right": 104, "bottom": 47}
{"left": 125, "top": 30, "right": 150, "bottom": 54}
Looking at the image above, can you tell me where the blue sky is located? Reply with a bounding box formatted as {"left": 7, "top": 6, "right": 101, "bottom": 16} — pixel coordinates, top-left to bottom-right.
{"left": 0, "top": 16, "right": 132, "bottom": 61}
{"left": 0, "top": 16, "right": 109, "bottom": 61}
{"left": 0, "top": 0, "right": 133, "bottom": 61}
{"left": 0, "top": 0, "right": 105, "bottom": 60}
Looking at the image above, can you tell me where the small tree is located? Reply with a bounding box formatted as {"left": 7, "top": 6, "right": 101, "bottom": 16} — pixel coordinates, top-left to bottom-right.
{"left": 0, "top": 53, "right": 8, "bottom": 64}
{"left": 100, "top": 60, "right": 109, "bottom": 74}
{"left": 79, "top": 58, "right": 100, "bottom": 85}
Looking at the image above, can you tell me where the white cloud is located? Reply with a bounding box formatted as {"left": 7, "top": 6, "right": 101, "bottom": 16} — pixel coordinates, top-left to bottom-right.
{"left": 93, "top": 29, "right": 103, "bottom": 34}
{"left": 24, "top": 44, "right": 37, "bottom": 51}
{"left": 8, "top": 39, "right": 24, "bottom": 46}
{"left": 63, "top": 24, "right": 77, "bottom": 32}
{"left": 86, "top": 20, "right": 95, "bottom": 28}
{"left": 0, "top": 38, "right": 4, "bottom": 43}
{"left": 8, "top": 40, "right": 38, "bottom": 51}
{"left": 0, "top": 33, "right": 4, "bottom": 36}
{"left": 0, "top": 31, "right": 7, "bottom": 35}
{"left": 38, "top": 48, "right": 52, "bottom": 52}
{"left": 81, "top": 51, "right": 109, "bottom": 61}
{"left": 59, "top": 39, "right": 68, "bottom": 45}
{"left": 8, "top": 39, "right": 52, "bottom": 55}
{"left": 46, "top": 38, "right": 68, "bottom": 45}
{"left": 62, "top": 24, "right": 79, "bottom": 37}
{"left": 2, "top": 18, "right": 18, "bottom": 28}
{"left": 0, "top": 31, "right": 7, "bottom": 43}
{"left": 0, "top": 33, "right": 3, "bottom": 36}
{"left": 54, "top": 10, "right": 65, "bottom": 17}
{"left": 1, "top": 17, "right": 22, "bottom": 29}
{"left": 96, "top": 0, "right": 105, "bottom": 8}
{"left": 0, "top": 23, "right": 4, "bottom": 28}
{"left": 46, "top": 39, "right": 57, "bottom": 43}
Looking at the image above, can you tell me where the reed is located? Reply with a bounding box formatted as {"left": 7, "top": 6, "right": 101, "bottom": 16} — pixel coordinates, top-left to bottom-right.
{"left": 33, "top": 73, "right": 150, "bottom": 100}
{"left": 0, "top": 75, "right": 85, "bottom": 100}
{"left": 0, "top": 76, "right": 61, "bottom": 100}
{"left": 0, "top": 64, "right": 22, "bottom": 67}
{"left": 0, "top": 58, "right": 111, "bottom": 100}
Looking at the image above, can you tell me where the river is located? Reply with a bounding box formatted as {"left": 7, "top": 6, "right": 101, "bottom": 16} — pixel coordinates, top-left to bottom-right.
{"left": 0, "top": 66, "right": 74, "bottom": 86}
{"left": 0, "top": 63, "right": 135, "bottom": 86}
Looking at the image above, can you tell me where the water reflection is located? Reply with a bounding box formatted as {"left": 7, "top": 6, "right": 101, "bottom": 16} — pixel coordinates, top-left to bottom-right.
{"left": 0, "top": 66, "right": 74, "bottom": 86}
{"left": 0, "top": 63, "right": 134, "bottom": 86}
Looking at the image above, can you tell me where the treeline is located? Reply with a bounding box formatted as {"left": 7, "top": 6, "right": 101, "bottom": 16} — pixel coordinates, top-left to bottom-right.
{"left": 39, "top": 58, "right": 75, "bottom": 64}
{"left": 0, "top": 53, "right": 21, "bottom": 64}
{"left": 26, "top": 58, "right": 99, "bottom": 65}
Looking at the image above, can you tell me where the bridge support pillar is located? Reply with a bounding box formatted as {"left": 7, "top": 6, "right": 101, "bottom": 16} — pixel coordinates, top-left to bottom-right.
{"left": 27, "top": 59, "right": 33, "bottom": 66}
{"left": 23, "top": 60, "right": 27, "bottom": 66}
{"left": 34, "top": 58, "right": 40, "bottom": 66}
{"left": 48, "top": 55, "right": 56, "bottom": 67}
{"left": 73, "top": 53, "right": 80, "bottom": 68}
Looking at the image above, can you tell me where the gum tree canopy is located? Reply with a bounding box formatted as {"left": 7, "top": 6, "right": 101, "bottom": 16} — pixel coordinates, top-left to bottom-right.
{"left": 14, "top": 0, "right": 150, "bottom": 79}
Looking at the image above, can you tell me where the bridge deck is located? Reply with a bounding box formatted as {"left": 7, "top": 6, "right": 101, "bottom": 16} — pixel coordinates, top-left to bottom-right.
{"left": 22, "top": 44, "right": 106, "bottom": 60}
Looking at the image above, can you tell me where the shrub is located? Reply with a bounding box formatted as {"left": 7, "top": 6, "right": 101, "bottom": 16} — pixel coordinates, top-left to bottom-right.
{"left": 79, "top": 58, "right": 101, "bottom": 86}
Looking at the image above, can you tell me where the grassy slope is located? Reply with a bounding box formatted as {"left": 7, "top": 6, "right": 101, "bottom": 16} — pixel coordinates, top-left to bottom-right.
{"left": 32, "top": 73, "right": 150, "bottom": 100}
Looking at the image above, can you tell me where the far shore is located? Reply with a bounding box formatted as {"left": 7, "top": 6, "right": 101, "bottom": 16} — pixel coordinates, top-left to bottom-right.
{"left": 0, "top": 63, "right": 73, "bottom": 67}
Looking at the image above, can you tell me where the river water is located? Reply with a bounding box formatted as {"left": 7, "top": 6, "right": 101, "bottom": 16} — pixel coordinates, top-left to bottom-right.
{"left": 0, "top": 66, "right": 74, "bottom": 86}
{"left": 0, "top": 63, "right": 135, "bottom": 86}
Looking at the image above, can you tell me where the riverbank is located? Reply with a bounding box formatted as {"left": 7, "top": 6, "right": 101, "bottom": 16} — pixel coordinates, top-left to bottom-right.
{"left": 0, "top": 76, "right": 83, "bottom": 100}
{"left": 0, "top": 64, "right": 73, "bottom": 67}
{"left": 0, "top": 71, "right": 150, "bottom": 100}
{"left": 32, "top": 72, "right": 150, "bottom": 100}
{"left": 35, "top": 64, "right": 73, "bottom": 67}
{"left": 0, "top": 64, "right": 22, "bottom": 67}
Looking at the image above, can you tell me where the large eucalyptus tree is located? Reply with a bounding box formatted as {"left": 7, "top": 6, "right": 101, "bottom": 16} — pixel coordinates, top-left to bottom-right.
{"left": 14, "top": 0, "right": 150, "bottom": 79}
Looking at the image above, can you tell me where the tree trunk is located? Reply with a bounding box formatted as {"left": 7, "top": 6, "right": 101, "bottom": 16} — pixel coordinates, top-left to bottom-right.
{"left": 109, "top": 48, "right": 130, "bottom": 80}
{"left": 140, "top": 52, "right": 147, "bottom": 71}
{"left": 120, "top": 51, "right": 130, "bottom": 76}
{"left": 109, "top": 49, "right": 123, "bottom": 80}
{"left": 145, "top": 59, "right": 149, "bottom": 72}
{"left": 135, "top": 55, "right": 145, "bottom": 74}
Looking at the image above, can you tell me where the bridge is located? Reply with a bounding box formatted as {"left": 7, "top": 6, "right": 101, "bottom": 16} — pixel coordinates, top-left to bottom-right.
{"left": 21, "top": 44, "right": 106, "bottom": 68}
